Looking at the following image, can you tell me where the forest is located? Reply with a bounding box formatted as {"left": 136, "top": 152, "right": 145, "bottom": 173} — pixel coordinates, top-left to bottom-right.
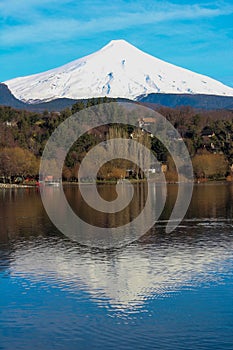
{"left": 0, "top": 98, "right": 233, "bottom": 183}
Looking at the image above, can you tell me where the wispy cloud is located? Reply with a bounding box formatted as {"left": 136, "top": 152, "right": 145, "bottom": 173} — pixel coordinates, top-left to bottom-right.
{"left": 0, "top": 1, "right": 232, "bottom": 85}
{"left": 0, "top": 1, "right": 233, "bottom": 46}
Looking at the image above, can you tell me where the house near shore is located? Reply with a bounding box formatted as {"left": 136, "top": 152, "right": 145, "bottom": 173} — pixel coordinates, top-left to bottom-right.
{"left": 138, "top": 117, "right": 156, "bottom": 129}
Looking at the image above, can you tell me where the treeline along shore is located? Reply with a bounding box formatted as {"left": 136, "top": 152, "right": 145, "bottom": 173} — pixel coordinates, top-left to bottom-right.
{"left": 0, "top": 98, "right": 233, "bottom": 184}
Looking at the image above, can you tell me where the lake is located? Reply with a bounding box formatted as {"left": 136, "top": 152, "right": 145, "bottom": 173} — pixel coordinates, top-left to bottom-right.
{"left": 0, "top": 183, "right": 233, "bottom": 349}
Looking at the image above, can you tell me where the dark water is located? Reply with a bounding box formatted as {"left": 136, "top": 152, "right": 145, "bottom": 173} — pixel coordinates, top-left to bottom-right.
{"left": 0, "top": 183, "right": 233, "bottom": 350}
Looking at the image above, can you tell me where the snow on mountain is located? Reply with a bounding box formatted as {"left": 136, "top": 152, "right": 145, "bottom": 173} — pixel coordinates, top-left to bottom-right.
{"left": 4, "top": 39, "right": 233, "bottom": 103}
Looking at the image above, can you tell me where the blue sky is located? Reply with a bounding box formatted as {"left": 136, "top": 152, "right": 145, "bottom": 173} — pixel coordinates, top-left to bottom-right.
{"left": 0, "top": 0, "right": 233, "bottom": 86}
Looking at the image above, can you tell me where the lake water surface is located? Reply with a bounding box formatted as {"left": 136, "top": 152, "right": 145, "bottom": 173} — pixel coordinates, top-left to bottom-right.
{"left": 0, "top": 183, "right": 233, "bottom": 349}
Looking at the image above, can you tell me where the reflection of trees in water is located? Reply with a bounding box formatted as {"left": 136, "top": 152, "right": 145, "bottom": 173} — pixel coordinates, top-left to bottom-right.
{"left": 187, "top": 183, "right": 233, "bottom": 219}
{"left": 1, "top": 183, "right": 232, "bottom": 245}
{"left": 159, "top": 183, "right": 233, "bottom": 221}
{"left": 64, "top": 183, "right": 148, "bottom": 228}
{"left": 1, "top": 183, "right": 232, "bottom": 246}
{"left": 0, "top": 188, "right": 45, "bottom": 242}
{"left": 226, "top": 184, "right": 233, "bottom": 220}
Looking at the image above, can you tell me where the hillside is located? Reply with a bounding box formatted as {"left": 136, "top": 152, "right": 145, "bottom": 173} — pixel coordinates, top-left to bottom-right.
{"left": 137, "top": 93, "right": 233, "bottom": 110}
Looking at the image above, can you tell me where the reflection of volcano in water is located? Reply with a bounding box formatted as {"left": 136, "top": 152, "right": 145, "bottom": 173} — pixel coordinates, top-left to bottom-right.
{"left": 1, "top": 184, "right": 233, "bottom": 313}
{"left": 9, "top": 223, "right": 233, "bottom": 312}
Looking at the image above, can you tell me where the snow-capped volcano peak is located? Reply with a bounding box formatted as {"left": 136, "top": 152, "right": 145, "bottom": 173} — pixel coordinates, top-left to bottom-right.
{"left": 101, "top": 39, "right": 133, "bottom": 49}
{"left": 100, "top": 39, "right": 144, "bottom": 54}
{"left": 4, "top": 40, "right": 233, "bottom": 103}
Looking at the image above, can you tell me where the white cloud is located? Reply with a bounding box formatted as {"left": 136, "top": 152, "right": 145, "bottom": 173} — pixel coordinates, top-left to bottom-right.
{"left": 1, "top": 1, "right": 233, "bottom": 46}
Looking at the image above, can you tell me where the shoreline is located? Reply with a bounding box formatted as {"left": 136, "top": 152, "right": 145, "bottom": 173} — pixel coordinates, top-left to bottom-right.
{"left": 1, "top": 178, "right": 232, "bottom": 189}
{"left": 0, "top": 183, "right": 35, "bottom": 189}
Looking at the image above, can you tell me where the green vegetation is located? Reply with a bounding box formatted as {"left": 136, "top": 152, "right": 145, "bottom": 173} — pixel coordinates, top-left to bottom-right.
{"left": 0, "top": 147, "right": 39, "bottom": 183}
{"left": 0, "top": 100, "right": 233, "bottom": 183}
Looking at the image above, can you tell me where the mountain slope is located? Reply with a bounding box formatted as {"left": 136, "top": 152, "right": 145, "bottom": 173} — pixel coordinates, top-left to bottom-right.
{"left": 137, "top": 93, "right": 233, "bottom": 110}
{"left": 4, "top": 39, "right": 233, "bottom": 103}
{"left": 0, "top": 83, "right": 28, "bottom": 109}
{"left": 0, "top": 83, "right": 80, "bottom": 112}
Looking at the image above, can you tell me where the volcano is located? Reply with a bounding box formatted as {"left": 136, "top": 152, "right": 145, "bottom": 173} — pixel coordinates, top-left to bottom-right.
{"left": 4, "top": 39, "right": 233, "bottom": 103}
